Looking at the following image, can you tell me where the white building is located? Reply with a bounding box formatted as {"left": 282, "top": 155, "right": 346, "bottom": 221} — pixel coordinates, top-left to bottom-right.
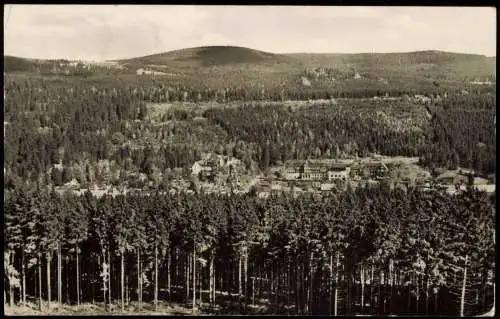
{"left": 320, "top": 183, "right": 336, "bottom": 191}
{"left": 136, "top": 68, "right": 167, "bottom": 76}
{"left": 327, "top": 165, "right": 351, "bottom": 180}
{"left": 282, "top": 162, "right": 302, "bottom": 180}
{"left": 474, "top": 184, "right": 495, "bottom": 193}
{"left": 191, "top": 162, "right": 204, "bottom": 176}
{"left": 301, "top": 76, "right": 311, "bottom": 87}
{"left": 282, "top": 161, "right": 352, "bottom": 181}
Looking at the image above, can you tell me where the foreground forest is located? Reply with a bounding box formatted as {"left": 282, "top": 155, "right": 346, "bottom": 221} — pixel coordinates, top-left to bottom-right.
{"left": 3, "top": 76, "right": 496, "bottom": 191}
{"left": 4, "top": 185, "right": 496, "bottom": 315}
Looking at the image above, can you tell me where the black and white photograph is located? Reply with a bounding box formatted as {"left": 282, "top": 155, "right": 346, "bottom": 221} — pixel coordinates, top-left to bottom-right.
{"left": 3, "top": 4, "right": 496, "bottom": 316}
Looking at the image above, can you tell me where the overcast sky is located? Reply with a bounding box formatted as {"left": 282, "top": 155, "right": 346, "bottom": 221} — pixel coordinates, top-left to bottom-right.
{"left": 4, "top": 5, "right": 497, "bottom": 61}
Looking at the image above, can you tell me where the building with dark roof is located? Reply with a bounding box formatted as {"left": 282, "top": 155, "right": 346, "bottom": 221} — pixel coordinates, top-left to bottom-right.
{"left": 282, "top": 160, "right": 352, "bottom": 181}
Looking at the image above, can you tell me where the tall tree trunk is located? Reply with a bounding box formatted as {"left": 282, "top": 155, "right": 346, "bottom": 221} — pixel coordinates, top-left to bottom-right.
{"left": 126, "top": 270, "right": 129, "bottom": 306}
{"left": 38, "top": 253, "right": 42, "bottom": 311}
{"left": 252, "top": 277, "right": 256, "bottom": 306}
{"left": 460, "top": 255, "right": 468, "bottom": 317}
{"left": 257, "top": 262, "right": 267, "bottom": 298}
{"left": 244, "top": 247, "right": 248, "bottom": 310}
{"left": 426, "top": 274, "right": 431, "bottom": 314}
{"left": 121, "top": 249, "right": 124, "bottom": 311}
{"left": 154, "top": 245, "right": 158, "bottom": 311}
{"left": 209, "top": 252, "right": 214, "bottom": 306}
{"left": 381, "top": 270, "right": 387, "bottom": 314}
{"left": 65, "top": 255, "right": 69, "bottom": 304}
{"left": 220, "top": 261, "right": 223, "bottom": 297}
{"left": 192, "top": 245, "right": 196, "bottom": 314}
{"left": 329, "top": 254, "right": 333, "bottom": 315}
{"left": 199, "top": 259, "right": 202, "bottom": 308}
{"left": 416, "top": 274, "right": 420, "bottom": 313}
{"left": 389, "top": 258, "right": 393, "bottom": 314}
{"left": 389, "top": 259, "right": 393, "bottom": 287}
{"left": 307, "top": 251, "right": 314, "bottom": 314}
{"left": 297, "top": 258, "right": 302, "bottom": 313}
{"left": 287, "top": 254, "right": 291, "bottom": 314}
{"left": 138, "top": 249, "right": 142, "bottom": 311}
{"left": 107, "top": 250, "right": 111, "bottom": 307}
{"left": 361, "top": 263, "right": 365, "bottom": 312}
{"left": 370, "top": 263, "right": 374, "bottom": 314}
{"left": 275, "top": 260, "right": 279, "bottom": 312}
{"left": 167, "top": 249, "right": 171, "bottom": 298}
{"left": 8, "top": 251, "right": 14, "bottom": 307}
{"left": 101, "top": 251, "right": 107, "bottom": 312}
{"left": 76, "top": 245, "right": 80, "bottom": 307}
{"left": 47, "top": 252, "right": 52, "bottom": 309}
{"left": 296, "top": 254, "right": 300, "bottom": 313}
{"left": 482, "top": 274, "right": 487, "bottom": 313}
{"left": 58, "top": 243, "right": 62, "bottom": 306}
{"left": 475, "top": 289, "right": 479, "bottom": 307}
{"left": 304, "top": 255, "right": 309, "bottom": 314}
{"left": 186, "top": 252, "right": 190, "bottom": 302}
{"left": 136, "top": 249, "right": 140, "bottom": 309}
{"left": 175, "top": 248, "right": 179, "bottom": 289}
{"left": 491, "top": 283, "right": 495, "bottom": 315}
{"left": 297, "top": 256, "right": 306, "bottom": 314}
{"left": 406, "top": 273, "right": 411, "bottom": 313}
{"left": 22, "top": 250, "right": 26, "bottom": 307}
{"left": 238, "top": 254, "right": 242, "bottom": 300}
{"left": 434, "top": 288, "right": 438, "bottom": 314}
{"left": 212, "top": 256, "right": 216, "bottom": 306}
{"left": 270, "top": 260, "right": 274, "bottom": 298}
{"left": 92, "top": 256, "right": 95, "bottom": 305}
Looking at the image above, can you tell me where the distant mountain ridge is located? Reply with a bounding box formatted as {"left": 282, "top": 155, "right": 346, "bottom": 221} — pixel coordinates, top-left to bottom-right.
{"left": 4, "top": 46, "right": 496, "bottom": 81}
{"left": 116, "top": 46, "right": 495, "bottom": 67}
{"left": 117, "top": 46, "right": 296, "bottom": 67}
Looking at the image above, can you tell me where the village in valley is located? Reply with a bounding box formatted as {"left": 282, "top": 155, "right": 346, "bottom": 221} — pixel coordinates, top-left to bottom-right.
{"left": 48, "top": 146, "right": 494, "bottom": 199}
{"left": 179, "top": 151, "right": 495, "bottom": 198}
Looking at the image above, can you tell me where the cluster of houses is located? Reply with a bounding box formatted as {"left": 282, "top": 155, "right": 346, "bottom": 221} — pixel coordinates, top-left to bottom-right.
{"left": 432, "top": 168, "right": 496, "bottom": 195}
{"left": 280, "top": 159, "right": 389, "bottom": 182}
{"left": 45, "top": 60, "right": 124, "bottom": 73}
{"left": 191, "top": 153, "right": 245, "bottom": 184}
{"left": 189, "top": 155, "right": 495, "bottom": 197}
{"left": 136, "top": 68, "right": 167, "bottom": 76}
{"left": 303, "top": 67, "right": 362, "bottom": 80}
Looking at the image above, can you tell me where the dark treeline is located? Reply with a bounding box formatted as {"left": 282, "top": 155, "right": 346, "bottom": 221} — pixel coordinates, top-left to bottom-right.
{"left": 420, "top": 95, "right": 496, "bottom": 175}
{"left": 4, "top": 74, "right": 496, "bottom": 105}
{"left": 4, "top": 185, "right": 495, "bottom": 315}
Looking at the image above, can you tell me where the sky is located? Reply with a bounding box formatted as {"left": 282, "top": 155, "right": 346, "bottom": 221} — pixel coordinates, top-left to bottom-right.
{"left": 3, "top": 5, "right": 497, "bottom": 61}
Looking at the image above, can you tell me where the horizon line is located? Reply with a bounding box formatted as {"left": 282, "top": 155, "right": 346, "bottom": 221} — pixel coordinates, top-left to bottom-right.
{"left": 4, "top": 45, "right": 497, "bottom": 63}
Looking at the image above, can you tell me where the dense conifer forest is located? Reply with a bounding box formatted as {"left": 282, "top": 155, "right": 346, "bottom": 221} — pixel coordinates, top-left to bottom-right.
{"left": 4, "top": 185, "right": 496, "bottom": 315}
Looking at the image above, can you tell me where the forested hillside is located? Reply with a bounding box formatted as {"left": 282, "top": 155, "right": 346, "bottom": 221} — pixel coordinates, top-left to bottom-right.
{"left": 4, "top": 75, "right": 495, "bottom": 192}
{"left": 4, "top": 186, "right": 495, "bottom": 315}
{"left": 118, "top": 46, "right": 298, "bottom": 69}
{"left": 203, "top": 96, "right": 495, "bottom": 174}
{"left": 5, "top": 47, "right": 496, "bottom": 92}
{"left": 290, "top": 50, "right": 496, "bottom": 80}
